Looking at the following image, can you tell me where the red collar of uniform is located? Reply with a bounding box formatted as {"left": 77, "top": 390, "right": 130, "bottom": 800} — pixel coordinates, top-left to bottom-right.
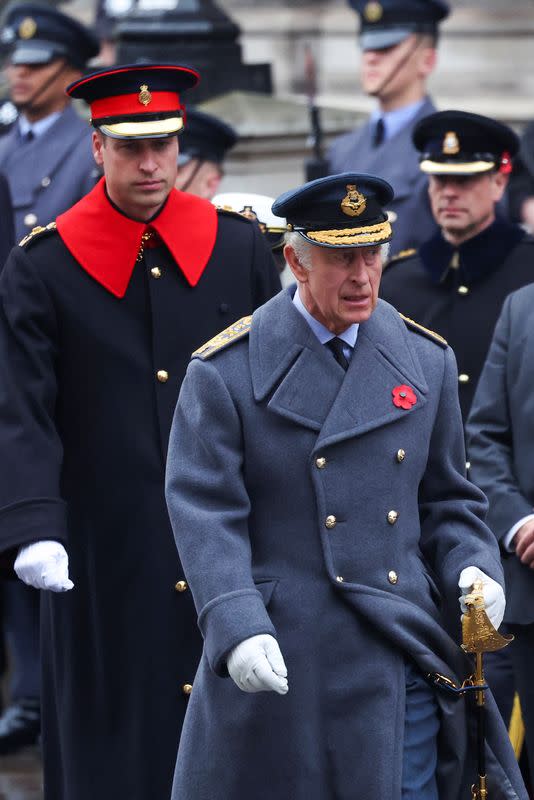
{"left": 56, "top": 177, "right": 218, "bottom": 298}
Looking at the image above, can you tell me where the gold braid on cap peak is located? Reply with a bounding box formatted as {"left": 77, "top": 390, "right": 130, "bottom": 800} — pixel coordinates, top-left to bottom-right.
{"left": 305, "top": 220, "right": 392, "bottom": 246}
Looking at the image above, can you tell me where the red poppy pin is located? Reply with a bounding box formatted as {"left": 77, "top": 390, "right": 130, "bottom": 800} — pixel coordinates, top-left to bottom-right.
{"left": 392, "top": 384, "right": 417, "bottom": 410}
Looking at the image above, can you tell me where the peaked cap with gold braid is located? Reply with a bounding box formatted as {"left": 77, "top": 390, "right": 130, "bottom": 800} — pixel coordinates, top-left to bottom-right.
{"left": 272, "top": 173, "right": 394, "bottom": 249}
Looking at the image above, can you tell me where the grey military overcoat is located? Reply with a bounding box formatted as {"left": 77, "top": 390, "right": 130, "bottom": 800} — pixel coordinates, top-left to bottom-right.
{"left": 0, "top": 105, "right": 98, "bottom": 241}
{"left": 166, "top": 289, "right": 526, "bottom": 800}
{"left": 327, "top": 97, "right": 438, "bottom": 254}
{"left": 467, "top": 285, "right": 534, "bottom": 626}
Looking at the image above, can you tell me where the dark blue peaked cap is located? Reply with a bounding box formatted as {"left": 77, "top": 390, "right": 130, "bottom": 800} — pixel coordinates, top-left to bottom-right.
{"left": 179, "top": 109, "right": 238, "bottom": 165}
{"left": 272, "top": 173, "right": 394, "bottom": 249}
{"left": 348, "top": 0, "right": 449, "bottom": 51}
{"left": 2, "top": 3, "right": 99, "bottom": 70}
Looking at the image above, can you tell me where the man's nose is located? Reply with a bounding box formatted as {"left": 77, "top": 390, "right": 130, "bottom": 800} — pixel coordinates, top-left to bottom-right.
{"left": 140, "top": 151, "right": 157, "bottom": 172}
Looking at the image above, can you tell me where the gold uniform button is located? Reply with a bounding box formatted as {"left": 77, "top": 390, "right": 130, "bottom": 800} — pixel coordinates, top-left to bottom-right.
{"left": 396, "top": 449, "right": 406, "bottom": 463}
{"left": 315, "top": 457, "right": 327, "bottom": 469}
{"left": 182, "top": 683, "right": 193, "bottom": 696}
{"left": 336, "top": 575, "right": 344, "bottom": 583}
{"left": 24, "top": 213, "right": 38, "bottom": 228}
{"left": 387, "top": 510, "right": 399, "bottom": 525}
{"left": 175, "top": 580, "right": 188, "bottom": 593}
{"left": 388, "top": 570, "right": 398, "bottom": 585}
{"left": 151, "top": 267, "right": 162, "bottom": 279}
{"left": 325, "top": 515, "right": 337, "bottom": 529}
{"left": 458, "top": 373, "right": 470, "bottom": 384}
{"left": 157, "top": 370, "right": 169, "bottom": 383}
{"left": 458, "top": 285, "right": 469, "bottom": 295}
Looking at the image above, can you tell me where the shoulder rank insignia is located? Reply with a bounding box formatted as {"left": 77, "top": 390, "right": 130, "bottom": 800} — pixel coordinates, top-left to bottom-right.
{"left": 19, "top": 221, "right": 57, "bottom": 249}
{"left": 385, "top": 248, "right": 417, "bottom": 268}
{"left": 215, "top": 206, "right": 253, "bottom": 223}
{"left": 400, "top": 313, "right": 447, "bottom": 349}
{"left": 192, "top": 316, "right": 252, "bottom": 360}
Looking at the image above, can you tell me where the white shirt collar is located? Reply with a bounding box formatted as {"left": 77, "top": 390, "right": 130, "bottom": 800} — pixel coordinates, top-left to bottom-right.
{"left": 19, "top": 110, "right": 62, "bottom": 140}
{"left": 292, "top": 286, "right": 359, "bottom": 348}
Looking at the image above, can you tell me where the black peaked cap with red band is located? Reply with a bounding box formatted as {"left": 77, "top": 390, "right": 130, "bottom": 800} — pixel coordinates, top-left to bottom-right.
{"left": 66, "top": 63, "right": 200, "bottom": 140}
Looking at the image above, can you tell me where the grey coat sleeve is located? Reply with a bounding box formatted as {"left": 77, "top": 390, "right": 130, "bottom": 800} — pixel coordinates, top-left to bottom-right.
{"left": 418, "top": 346, "right": 504, "bottom": 605}
{"left": 466, "top": 296, "right": 533, "bottom": 541}
{"left": 165, "top": 357, "right": 276, "bottom": 677}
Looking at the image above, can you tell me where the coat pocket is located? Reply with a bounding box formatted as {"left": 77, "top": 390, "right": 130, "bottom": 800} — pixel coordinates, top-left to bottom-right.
{"left": 254, "top": 578, "right": 279, "bottom": 608}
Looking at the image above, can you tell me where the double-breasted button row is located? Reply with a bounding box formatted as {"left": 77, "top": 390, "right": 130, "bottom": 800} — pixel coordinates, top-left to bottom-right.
{"left": 175, "top": 580, "right": 188, "bottom": 593}
{"left": 157, "top": 370, "right": 169, "bottom": 383}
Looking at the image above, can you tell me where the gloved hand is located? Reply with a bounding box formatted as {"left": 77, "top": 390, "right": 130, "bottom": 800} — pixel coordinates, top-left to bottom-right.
{"left": 458, "top": 565, "right": 505, "bottom": 630}
{"left": 227, "top": 634, "right": 288, "bottom": 695}
{"left": 14, "top": 540, "right": 74, "bottom": 592}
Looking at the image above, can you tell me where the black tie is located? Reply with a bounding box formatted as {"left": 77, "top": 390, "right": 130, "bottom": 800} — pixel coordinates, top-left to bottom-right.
{"left": 373, "top": 117, "right": 385, "bottom": 148}
{"left": 22, "top": 129, "right": 34, "bottom": 143}
{"left": 326, "top": 337, "right": 350, "bottom": 371}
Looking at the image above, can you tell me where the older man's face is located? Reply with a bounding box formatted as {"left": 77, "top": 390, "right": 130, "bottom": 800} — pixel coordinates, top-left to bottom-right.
{"left": 287, "top": 243, "right": 383, "bottom": 334}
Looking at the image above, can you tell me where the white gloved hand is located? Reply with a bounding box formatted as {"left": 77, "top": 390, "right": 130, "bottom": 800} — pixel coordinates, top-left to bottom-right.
{"left": 14, "top": 540, "right": 74, "bottom": 592}
{"left": 227, "top": 634, "right": 288, "bottom": 695}
{"left": 458, "top": 565, "right": 505, "bottom": 630}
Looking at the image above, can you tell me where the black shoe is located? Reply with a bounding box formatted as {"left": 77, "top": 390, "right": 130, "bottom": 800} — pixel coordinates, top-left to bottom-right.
{"left": 0, "top": 700, "right": 40, "bottom": 754}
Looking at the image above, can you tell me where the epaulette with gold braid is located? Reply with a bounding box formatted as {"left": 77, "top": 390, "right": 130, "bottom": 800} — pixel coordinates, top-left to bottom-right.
{"left": 19, "top": 221, "right": 57, "bottom": 249}
{"left": 192, "top": 316, "right": 252, "bottom": 360}
{"left": 384, "top": 248, "right": 417, "bottom": 269}
{"left": 215, "top": 205, "right": 254, "bottom": 223}
{"left": 400, "top": 313, "right": 448, "bottom": 349}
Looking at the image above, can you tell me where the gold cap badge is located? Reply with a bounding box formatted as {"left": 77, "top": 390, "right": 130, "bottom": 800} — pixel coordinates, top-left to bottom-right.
{"left": 364, "top": 2, "right": 383, "bottom": 23}
{"left": 341, "top": 185, "right": 367, "bottom": 218}
{"left": 138, "top": 85, "right": 152, "bottom": 107}
{"left": 443, "top": 131, "right": 460, "bottom": 155}
{"left": 19, "top": 17, "right": 37, "bottom": 40}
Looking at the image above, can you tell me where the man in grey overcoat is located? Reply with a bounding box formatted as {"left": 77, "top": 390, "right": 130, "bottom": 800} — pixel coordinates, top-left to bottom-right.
{"left": 467, "top": 284, "right": 534, "bottom": 781}
{"left": 328, "top": 0, "right": 448, "bottom": 254}
{"left": 166, "top": 173, "right": 526, "bottom": 799}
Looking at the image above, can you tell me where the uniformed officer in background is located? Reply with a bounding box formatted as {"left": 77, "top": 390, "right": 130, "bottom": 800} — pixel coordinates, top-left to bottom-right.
{"left": 328, "top": 0, "right": 449, "bottom": 254}
{"left": 0, "top": 63, "right": 280, "bottom": 799}
{"left": 0, "top": 3, "right": 100, "bottom": 754}
{"left": 380, "top": 110, "right": 534, "bottom": 425}
{"left": 175, "top": 108, "right": 237, "bottom": 199}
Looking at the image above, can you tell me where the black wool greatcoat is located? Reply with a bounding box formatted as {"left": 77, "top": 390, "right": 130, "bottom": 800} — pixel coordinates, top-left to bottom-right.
{"left": 0, "top": 184, "right": 280, "bottom": 800}
{"left": 380, "top": 219, "right": 534, "bottom": 422}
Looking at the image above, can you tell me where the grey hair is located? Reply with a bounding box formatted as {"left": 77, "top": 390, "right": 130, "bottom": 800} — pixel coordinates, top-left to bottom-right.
{"left": 284, "top": 231, "right": 390, "bottom": 269}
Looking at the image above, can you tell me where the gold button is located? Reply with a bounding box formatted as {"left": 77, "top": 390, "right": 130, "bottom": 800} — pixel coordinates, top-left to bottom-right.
{"left": 24, "top": 212, "right": 37, "bottom": 227}
{"left": 151, "top": 267, "right": 162, "bottom": 279}
{"left": 387, "top": 510, "right": 398, "bottom": 525}
{"left": 396, "top": 449, "right": 405, "bottom": 463}
{"left": 325, "top": 515, "right": 337, "bottom": 529}
{"left": 157, "top": 370, "right": 169, "bottom": 383}
{"left": 336, "top": 575, "right": 344, "bottom": 583}
{"left": 182, "top": 683, "right": 193, "bottom": 696}
{"left": 175, "top": 580, "right": 188, "bottom": 593}
{"left": 388, "top": 570, "right": 398, "bottom": 585}
{"left": 458, "top": 285, "right": 469, "bottom": 295}
{"left": 458, "top": 373, "right": 470, "bottom": 384}
{"left": 315, "top": 457, "right": 327, "bottom": 469}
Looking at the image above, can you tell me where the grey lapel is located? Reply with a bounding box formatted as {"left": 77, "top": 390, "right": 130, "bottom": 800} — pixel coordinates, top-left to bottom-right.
{"left": 250, "top": 292, "right": 428, "bottom": 440}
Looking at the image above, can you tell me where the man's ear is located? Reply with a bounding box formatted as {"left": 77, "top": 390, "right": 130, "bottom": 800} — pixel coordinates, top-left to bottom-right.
{"left": 491, "top": 170, "right": 509, "bottom": 203}
{"left": 284, "top": 244, "right": 309, "bottom": 282}
{"left": 92, "top": 130, "right": 104, "bottom": 167}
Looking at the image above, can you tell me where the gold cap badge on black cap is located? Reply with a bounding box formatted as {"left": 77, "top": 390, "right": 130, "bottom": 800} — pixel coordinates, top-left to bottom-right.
{"left": 341, "top": 185, "right": 367, "bottom": 218}
{"left": 138, "top": 85, "right": 152, "bottom": 107}
{"left": 18, "top": 17, "right": 37, "bottom": 39}
{"left": 443, "top": 131, "right": 460, "bottom": 155}
{"left": 364, "top": 2, "right": 383, "bottom": 23}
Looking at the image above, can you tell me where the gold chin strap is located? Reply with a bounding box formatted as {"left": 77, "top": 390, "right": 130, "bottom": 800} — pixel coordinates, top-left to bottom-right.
{"left": 305, "top": 220, "right": 392, "bottom": 246}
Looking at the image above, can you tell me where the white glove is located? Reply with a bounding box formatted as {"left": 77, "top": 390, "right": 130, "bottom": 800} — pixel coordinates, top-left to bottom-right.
{"left": 227, "top": 634, "right": 288, "bottom": 695}
{"left": 458, "top": 566, "right": 505, "bottom": 630}
{"left": 14, "top": 540, "right": 74, "bottom": 592}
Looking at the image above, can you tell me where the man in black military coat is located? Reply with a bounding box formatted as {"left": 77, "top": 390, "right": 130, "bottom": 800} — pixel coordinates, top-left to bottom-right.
{"left": 0, "top": 63, "right": 280, "bottom": 800}
{"left": 380, "top": 110, "right": 534, "bottom": 424}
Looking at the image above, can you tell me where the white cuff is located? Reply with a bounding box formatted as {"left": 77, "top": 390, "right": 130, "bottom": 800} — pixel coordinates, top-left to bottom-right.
{"left": 503, "top": 513, "right": 534, "bottom": 552}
